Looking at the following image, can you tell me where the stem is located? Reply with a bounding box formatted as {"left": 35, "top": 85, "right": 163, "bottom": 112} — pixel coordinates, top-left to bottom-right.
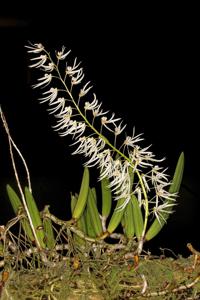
{"left": 0, "top": 108, "right": 41, "bottom": 249}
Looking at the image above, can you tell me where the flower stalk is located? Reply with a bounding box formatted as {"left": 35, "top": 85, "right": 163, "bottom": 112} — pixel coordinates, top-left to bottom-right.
{"left": 26, "top": 42, "right": 183, "bottom": 252}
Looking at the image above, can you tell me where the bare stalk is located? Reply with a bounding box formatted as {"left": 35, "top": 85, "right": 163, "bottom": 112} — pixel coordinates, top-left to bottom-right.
{"left": 0, "top": 106, "right": 41, "bottom": 249}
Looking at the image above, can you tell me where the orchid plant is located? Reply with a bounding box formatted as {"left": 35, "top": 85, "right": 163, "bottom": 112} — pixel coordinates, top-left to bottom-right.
{"left": 0, "top": 43, "right": 184, "bottom": 265}
{"left": 23, "top": 42, "right": 184, "bottom": 254}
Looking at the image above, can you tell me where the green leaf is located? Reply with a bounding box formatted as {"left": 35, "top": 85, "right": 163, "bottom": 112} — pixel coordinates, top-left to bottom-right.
{"left": 6, "top": 184, "right": 34, "bottom": 242}
{"left": 123, "top": 200, "right": 135, "bottom": 239}
{"left": 101, "top": 176, "right": 112, "bottom": 218}
{"left": 107, "top": 198, "right": 126, "bottom": 234}
{"left": 25, "top": 187, "right": 46, "bottom": 248}
{"left": 169, "top": 152, "right": 185, "bottom": 194}
{"left": 72, "top": 167, "right": 90, "bottom": 220}
{"left": 145, "top": 152, "right": 185, "bottom": 241}
{"left": 71, "top": 193, "right": 78, "bottom": 214}
{"left": 86, "top": 204, "right": 96, "bottom": 238}
{"left": 87, "top": 187, "right": 103, "bottom": 237}
{"left": 43, "top": 206, "right": 55, "bottom": 250}
{"left": 131, "top": 194, "right": 144, "bottom": 240}
{"left": 6, "top": 184, "right": 22, "bottom": 215}
{"left": 71, "top": 193, "right": 87, "bottom": 234}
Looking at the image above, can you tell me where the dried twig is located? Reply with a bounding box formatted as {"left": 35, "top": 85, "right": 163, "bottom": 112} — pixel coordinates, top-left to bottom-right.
{"left": 0, "top": 107, "right": 41, "bottom": 248}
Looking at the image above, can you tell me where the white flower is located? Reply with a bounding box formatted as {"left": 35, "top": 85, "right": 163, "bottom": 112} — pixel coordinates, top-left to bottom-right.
{"left": 72, "top": 136, "right": 104, "bottom": 156}
{"left": 84, "top": 138, "right": 106, "bottom": 167}
{"left": 71, "top": 137, "right": 101, "bottom": 167}
{"left": 39, "top": 87, "right": 58, "bottom": 104}
{"left": 84, "top": 151, "right": 100, "bottom": 167}
{"left": 56, "top": 46, "right": 71, "bottom": 60}
{"left": 96, "top": 137, "right": 106, "bottom": 151}
{"left": 85, "top": 138, "right": 99, "bottom": 157}
{"left": 32, "top": 74, "right": 52, "bottom": 89}
{"left": 151, "top": 165, "right": 169, "bottom": 186}
{"left": 71, "top": 121, "right": 86, "bottom": 138}
{"left": 55, "top": 106, "right": 73, "bottom": 119}
{"left": 152, "top": 201, "right": 176, "bottom": 225}
{"left": 101, "top": 113, "right": 121, "bottom": 132}
{"left": 129, "top": 145, "right": 153, "bottom": 170}
{"left": 113, "top": 161, "right": 131, "bottom": 199}
{"left": 66, "top": 57, "right": 81, "bottom": 76}
{"left": 108, "top": 160, "right": 123, "bottom": 190}
{"left": 129, "top": 145, "right": 165, "bottom": 171}
{"left": 142, "top": 165, "right": 169, "bottom": 192}
{"left": 71, "top": 137, "right": 87, "bottom": 155}
{"left": 58, "top": 120, "right": 86, "bottom": 138}
{"left": 92, "top": 102, "right": 108, "bottom": 120}
{"left": 79, "top": 82, "right": 93, "bottom": 98}
{"left": 78, "top": 137, "right": 96, "bottom": 153}
{"left": 29, "top": 54, "right": 47, "bottom": 68}
{"left": 114, "top": 121, "right": 126, "bottom": 137}
{"left": 71, "top": 68, "right": 84, "bottom": 85}
{"left": 47, "top": 97, "right": 66, "bottom": 114}
{"left": 155, "top": 184, "right": 177, "bottom": 203}
{"left": 41, "top": 62, "right": 55, "bottom": 72}
{"left": 25, "top": 42, "right": 44, "bottom": 53}
{"left": 113, "top": 163, "right": 132, "bottom": 209}
{"left": 84, "top": 96, "right": 99, "bottom": 111}
{"left": 53, "top": 106, "right": 72, "bottom": 130}
{"left": 114, "top": 121, "right": 127, "bottom": 146}
{"left": 123, "top": 127, "right": 144, "bottom": 150}
{"left": 98, "top": 150, "right": 113, "bottom": 180}
{"left": 53, "top": 119, "right": 86, "bottom": 138}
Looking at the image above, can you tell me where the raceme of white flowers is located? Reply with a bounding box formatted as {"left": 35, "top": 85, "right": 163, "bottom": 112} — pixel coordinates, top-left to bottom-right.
{"left": 26, "top": 42, "right": 177, "bottom": 224}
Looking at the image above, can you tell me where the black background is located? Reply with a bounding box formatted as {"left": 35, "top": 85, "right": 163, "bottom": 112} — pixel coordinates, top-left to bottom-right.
{"left": 0, "top": 4, "right": 199, "bottom": 257}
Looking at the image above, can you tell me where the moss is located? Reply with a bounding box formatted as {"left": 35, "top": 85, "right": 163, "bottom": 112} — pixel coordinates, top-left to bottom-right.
{"left": 1, "top": 253, "right": 200, "bottom": 299}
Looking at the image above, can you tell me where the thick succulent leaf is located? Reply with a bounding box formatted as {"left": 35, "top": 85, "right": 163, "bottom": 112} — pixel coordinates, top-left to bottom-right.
{"left": 6, "top": 184, "right": 34, "bottom": 242}
{"left": 145, "top": 152, "right": 184, "bottom": 241}
{"left": 72, "top": 167, "right": 89, "bottom": 220}
{"left": 101, "top": 176, "right": 112, "bottom": 218}
{"left": 25, "top": 187, "right": 46, "bottom": 248}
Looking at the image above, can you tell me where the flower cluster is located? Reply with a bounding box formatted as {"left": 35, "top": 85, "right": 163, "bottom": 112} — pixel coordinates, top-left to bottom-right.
{"left": 26, "top": 42, "right": 177, "bottom": 224}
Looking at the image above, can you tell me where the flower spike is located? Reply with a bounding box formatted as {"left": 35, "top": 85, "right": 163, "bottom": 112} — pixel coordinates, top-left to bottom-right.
{"left": 26, "top": 42, "right": 182, "bottom": 247}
